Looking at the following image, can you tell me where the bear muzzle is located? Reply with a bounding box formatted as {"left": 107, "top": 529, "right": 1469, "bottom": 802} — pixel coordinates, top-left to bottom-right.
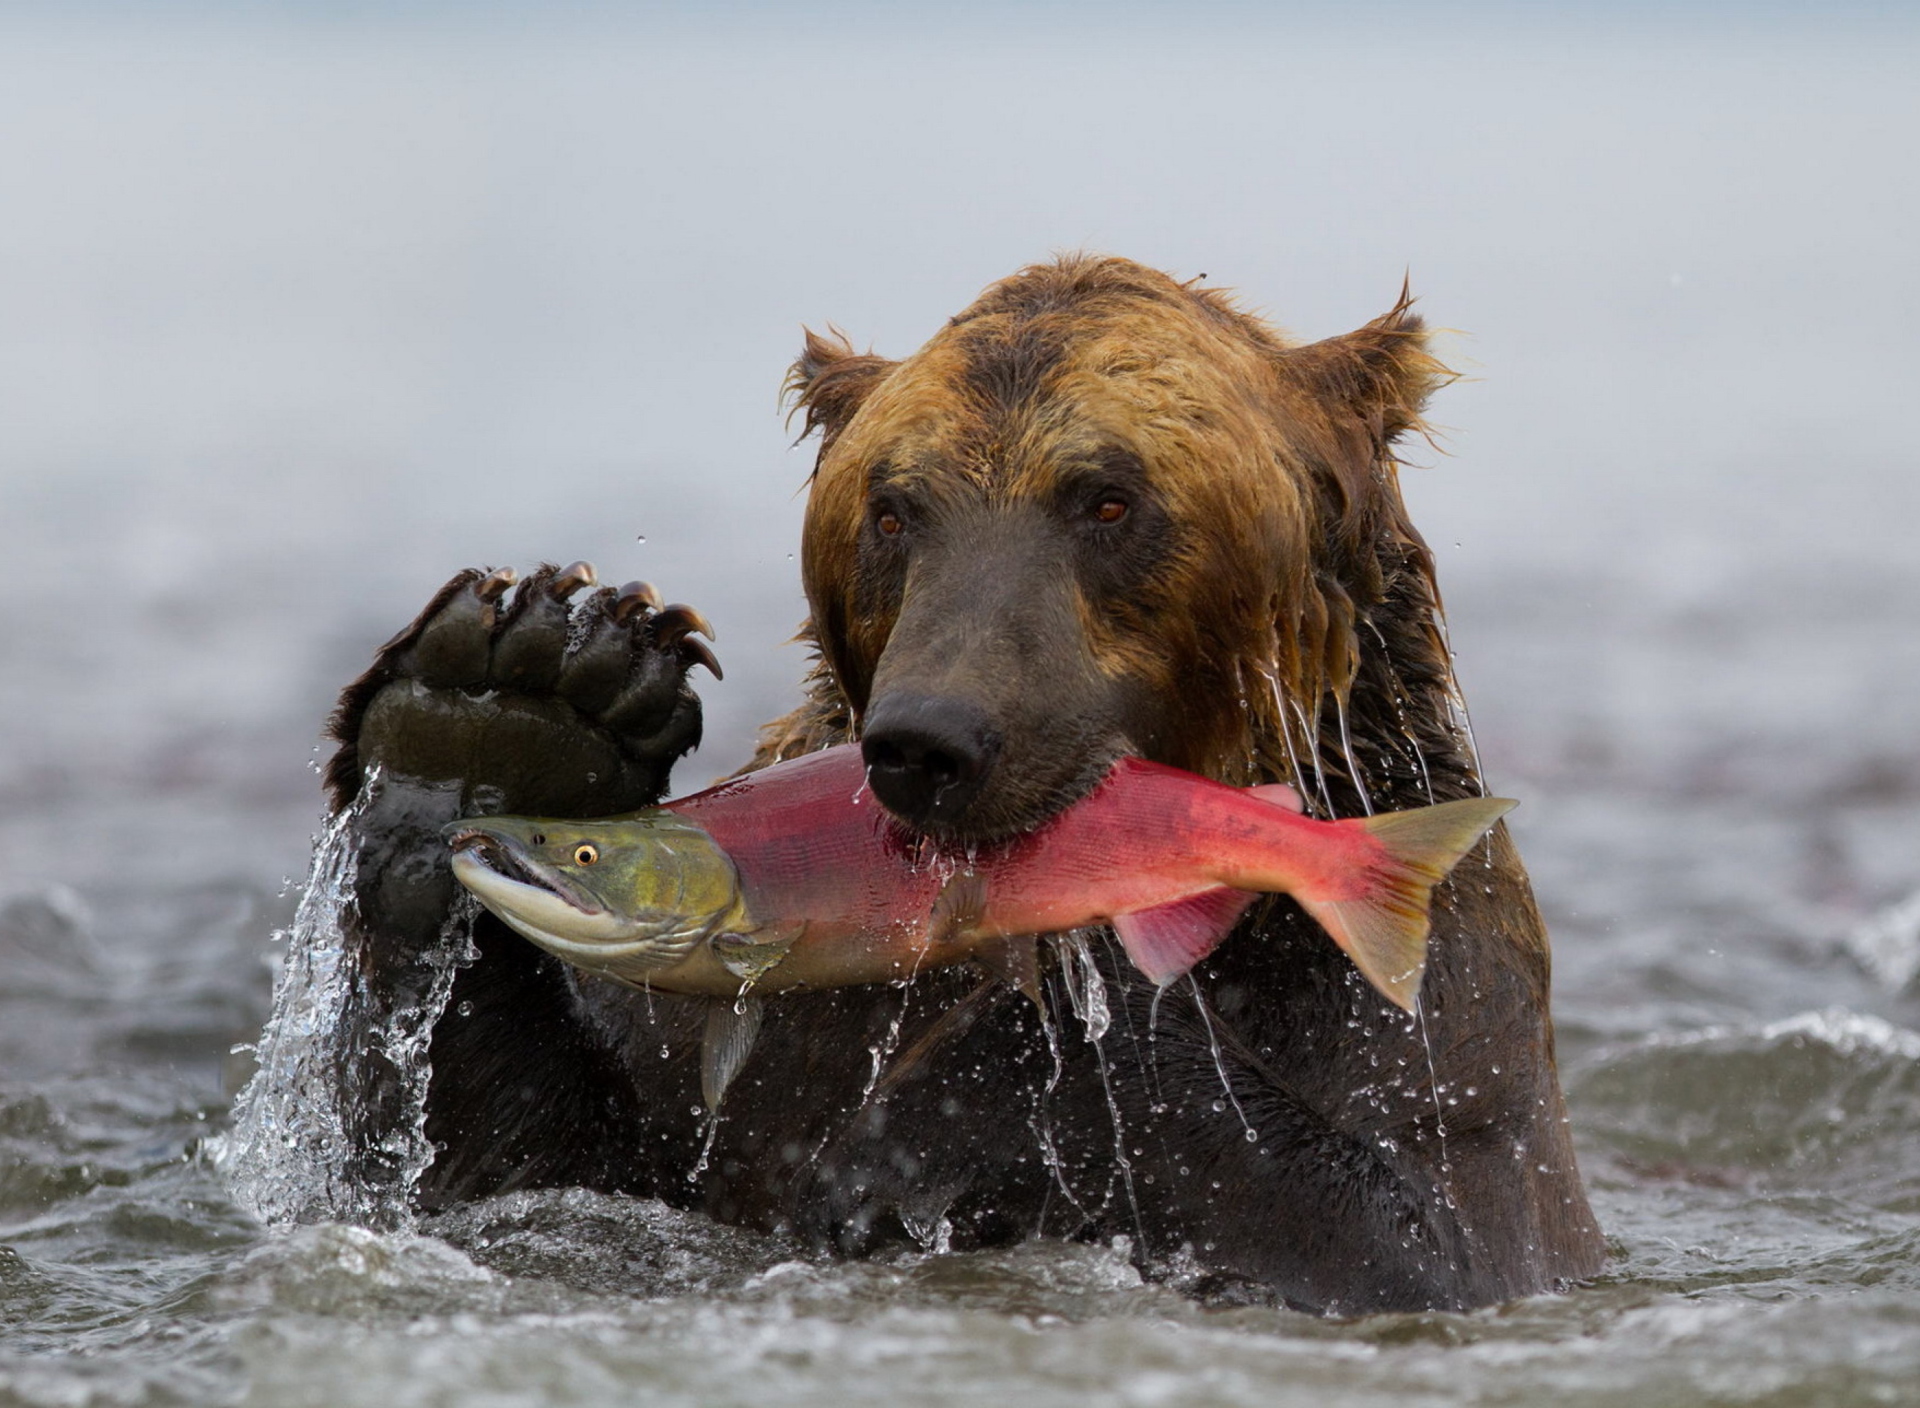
{"left": 859, "top": 692, "right": 1003, "bottom": 830}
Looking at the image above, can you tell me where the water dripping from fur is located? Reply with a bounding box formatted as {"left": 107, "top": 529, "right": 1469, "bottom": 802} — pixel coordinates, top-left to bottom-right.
{"left": 1333, "top": 694, "right": 1375, "bottom": 815}
{"left": 1188, "top": 977, "right": 1259, "bottom": 1145}
{"left": 1413, "top": 997, "right": 1457, "bottom": 1211}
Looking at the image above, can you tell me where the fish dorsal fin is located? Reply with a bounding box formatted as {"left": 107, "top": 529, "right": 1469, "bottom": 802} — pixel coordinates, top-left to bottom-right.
{"left": 701, "top": 994, "right": 765, "bottom": 1111}
{"left": 1249, "top": 782, "right": 1305, "bottom": 813}
{"left": 1112, "top": 886, "right": 1261, "bottom": 987}
{"left": 972, "top": 935, "right": 1044, "bottom": 1010}
{"left": 928, "top": 870, "right": 988, "bottom": 944}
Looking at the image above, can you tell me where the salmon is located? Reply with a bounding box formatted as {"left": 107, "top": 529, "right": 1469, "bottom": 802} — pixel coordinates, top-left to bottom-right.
{"left": 447, "top": 744, "right": 1512, "bottom": 1105}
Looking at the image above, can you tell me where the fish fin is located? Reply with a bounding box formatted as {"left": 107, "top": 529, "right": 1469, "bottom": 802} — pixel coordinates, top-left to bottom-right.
{"left": 928, "top": 871, "right": 988, "bottom": 944}
{"left": 701, "top": 994, "right": 765, "bottom": 1111}
{"left": 712, "top": 922, "right": 805, "bottom": 984}
{"left": 1249, "top": 782, "right": 1306, "bottom": 814}
{"left": 1301, "top": 797, "right": 1516, "bottom": 1011}
{"left": 1112, "top": 887, "right": 1262, "bottom": 987}
{"left": 972, "top": 935, "right": 1044, "bottom": 1010}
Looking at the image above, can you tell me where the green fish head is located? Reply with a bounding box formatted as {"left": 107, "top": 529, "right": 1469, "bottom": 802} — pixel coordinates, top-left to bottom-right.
{"left": 444, "top": 810, "right": 746, "bottom": 981}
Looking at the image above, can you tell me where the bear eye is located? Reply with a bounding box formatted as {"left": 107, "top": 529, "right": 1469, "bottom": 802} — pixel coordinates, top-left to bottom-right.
{"left": 876, "top": 510, "right": 903, "bottom": 537}
{"left": 1092, "top": 497, "right": 1130, "bottom": 525}
{"left": 572, "top": 843, "right": 599, "bottom": 866}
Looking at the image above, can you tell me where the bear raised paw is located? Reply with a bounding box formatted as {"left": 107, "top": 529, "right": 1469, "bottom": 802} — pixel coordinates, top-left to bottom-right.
{"left": 322, "top": 562, "right": 716, "bottom": 1206}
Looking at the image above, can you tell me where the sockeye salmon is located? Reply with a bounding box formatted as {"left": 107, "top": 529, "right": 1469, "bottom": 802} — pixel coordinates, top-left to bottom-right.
{"left": 446, "top": 744, "right": 1513, "bottom": 1106}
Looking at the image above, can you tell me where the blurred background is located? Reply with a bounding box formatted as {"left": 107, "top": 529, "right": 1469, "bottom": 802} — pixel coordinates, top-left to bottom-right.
{"left": 5, "top": 0, "right": 1914, "bottom": 907}
{"left": 2, "top": 5, "right": 1919, "bottom": 1402}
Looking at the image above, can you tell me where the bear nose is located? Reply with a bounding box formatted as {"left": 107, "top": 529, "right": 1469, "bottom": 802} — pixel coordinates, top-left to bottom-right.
{"left": 860, "top": 694, "right": 1001, "bottom": 830}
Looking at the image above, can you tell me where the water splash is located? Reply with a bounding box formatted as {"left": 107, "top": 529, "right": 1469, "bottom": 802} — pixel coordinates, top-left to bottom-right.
{"left": 899, "top": 1210, "right": 954, "bottom": 1254}
{"left": 214, "top": 790, "right": 477, "bottom": 1228}
{"left": 1051, "top": 930, "right": 1110, "bottom": 1043}
{"left": 1845, "top": 890, "right": 1920, "bottom": 994}
{"left": 688, "top": 1107, "right": 724, "bottom": 1182}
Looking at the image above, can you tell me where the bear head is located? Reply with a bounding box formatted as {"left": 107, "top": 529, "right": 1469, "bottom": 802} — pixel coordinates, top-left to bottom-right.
{"left": 789, "top": 254, "right": 1453, "bottom": 842}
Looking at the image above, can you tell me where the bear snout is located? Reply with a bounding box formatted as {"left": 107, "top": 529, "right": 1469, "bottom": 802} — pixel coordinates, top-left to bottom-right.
{"left": 859, "top": 692, "right": 1003, "bottom": 829}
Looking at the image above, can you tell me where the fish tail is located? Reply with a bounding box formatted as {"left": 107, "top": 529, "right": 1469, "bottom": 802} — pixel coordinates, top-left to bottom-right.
{"left": 1296, "top": 797, "right": 1515, "bottom": 1011}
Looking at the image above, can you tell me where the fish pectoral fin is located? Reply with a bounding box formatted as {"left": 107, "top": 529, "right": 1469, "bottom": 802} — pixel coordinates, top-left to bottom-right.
{"left": 927, "top": 871, "right": 989, "bottom": 944}
{"left": 1112, "top": 887, "right": 1262, "bottom": 987}
{"left": 701, "top": 995, "right": 765, "bottom": 1112}
{"left": 972, "top": 935, "right": 1044, "bottom": 1011}
{"left": 1248, "top": 781, "right": 1306, "bottom": 814}
{"left": 711, "top": 922, "right": 805, "bottom": 984}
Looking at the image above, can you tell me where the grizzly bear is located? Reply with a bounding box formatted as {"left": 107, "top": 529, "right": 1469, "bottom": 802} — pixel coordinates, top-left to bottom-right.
{"left": 324, "top": 255, "right": 1605, "bottom": 1312}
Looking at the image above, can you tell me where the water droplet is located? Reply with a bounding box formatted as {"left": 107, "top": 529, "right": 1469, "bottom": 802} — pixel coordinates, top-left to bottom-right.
{"left": 1244, "top": 1128, "right": 1259, "bottom": 1143}
{"left": 456, "top": 1000, "right": 474, "bottom": 1018}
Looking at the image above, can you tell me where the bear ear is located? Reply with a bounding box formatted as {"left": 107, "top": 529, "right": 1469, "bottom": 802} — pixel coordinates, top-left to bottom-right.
{"left": 785, "top": 327, "right": 898, "bottom": 451}
{"left": 1278, "top": 281, "right": 1453, "bottom": 453}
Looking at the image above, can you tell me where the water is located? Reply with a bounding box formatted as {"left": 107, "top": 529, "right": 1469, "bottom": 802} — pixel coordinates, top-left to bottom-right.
{"left": 215, "top": 794, "right": 478, "bottom": 1230}
{"left": 5, "top": 6, "right": 1920, "bottom": 1405}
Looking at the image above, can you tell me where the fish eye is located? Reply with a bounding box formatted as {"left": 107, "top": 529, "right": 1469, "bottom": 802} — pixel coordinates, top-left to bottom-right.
{"left": 572, "top": 843, "right": 599, "bottom": 866}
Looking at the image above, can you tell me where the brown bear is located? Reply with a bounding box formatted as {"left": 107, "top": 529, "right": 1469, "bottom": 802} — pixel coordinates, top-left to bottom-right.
{"left": 324, "top": 254, "right": 1605, "bottom": 1313}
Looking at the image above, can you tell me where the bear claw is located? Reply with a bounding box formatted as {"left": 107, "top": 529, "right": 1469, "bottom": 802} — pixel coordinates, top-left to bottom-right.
{"left": 678, "top": 637, "right": 724, "bottom": 681}
{"left": 651, "top": 603, "right": 717, "bottom": 646}
{"left": 475, "top": 566, "right": 518, "bottom": 603}
{"left": 613, "top": 580, "right": 664, "bottom": 621}
{"left": 551, "top": 560, "right": 598, "bottom": 596}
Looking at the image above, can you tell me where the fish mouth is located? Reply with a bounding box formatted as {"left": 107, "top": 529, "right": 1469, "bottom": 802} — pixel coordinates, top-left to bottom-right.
{"left": 446, "top": 828, "right": 605, "bottom": 917}
{"left": 445, "top": 829, "right": 707, "bottom": 976}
